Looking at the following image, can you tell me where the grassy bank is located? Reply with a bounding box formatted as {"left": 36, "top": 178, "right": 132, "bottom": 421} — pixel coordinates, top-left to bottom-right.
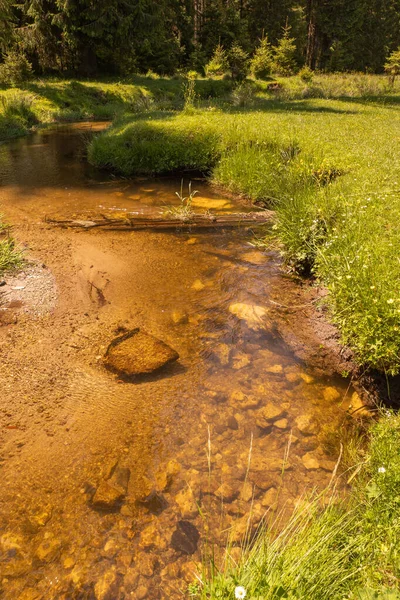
{"left": 194, "top": 411, "right": 400, "bottom": 599}
{"left": 87, "top": 78, "right": 400, "bottom": 375}
{"left": 0, "top": 76, "right": 232, "bottom": 142}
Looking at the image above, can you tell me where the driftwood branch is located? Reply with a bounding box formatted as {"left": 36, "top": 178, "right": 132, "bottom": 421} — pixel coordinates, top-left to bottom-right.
{"left": 45, "top": 211, "right": 273, "bottom": 231}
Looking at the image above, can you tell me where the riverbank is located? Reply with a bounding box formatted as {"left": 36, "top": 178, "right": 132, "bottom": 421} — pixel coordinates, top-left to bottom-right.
{"left": 87, "top": 88, "right": 400, "bottom": 380}
{"left": 0, "top": 76, "right": 233, "bottom": 142}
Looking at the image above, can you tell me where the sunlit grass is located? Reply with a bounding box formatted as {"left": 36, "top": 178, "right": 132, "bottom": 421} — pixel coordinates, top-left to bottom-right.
{"left": 0, "top": 218, "right": 23, "bottom": 273}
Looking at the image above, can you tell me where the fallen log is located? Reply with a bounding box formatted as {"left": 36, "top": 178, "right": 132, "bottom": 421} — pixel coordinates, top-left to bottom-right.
{"left": 45, "top": 211, "right": 273, "bottom": 231}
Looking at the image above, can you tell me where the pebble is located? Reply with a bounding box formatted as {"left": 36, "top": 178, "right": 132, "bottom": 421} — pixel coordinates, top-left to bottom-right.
{"left": 274, "top": 418, "right": 289, "bottom": 430}
{"left": 213, "top": 343, "right": 231, "bottom": 365}
{"left": 171, "top": 310, "right": 189, "bottom": 325}
{"left": 91, "top": 480, "right": 125, "bottom": 512}
{"left": 94, "top": 567, "right": 119, "bottom": 600}
{"left": 191, "top": 279, "right": 205, "bottom": 291}
{"left": 323, "top": 386, "right": 341, "bottom": 402}
{"left": 230, "top": 390, "right": 260, "bottom": 409}
{"left": 228, "top": 302, "right": 268, "bottom": 331}
{"left": 295, "top": 414, "right": 319, "bottom": 436}
{"left": 256, "top": 403, "right": 286, "bottom": 427}
{"left": 214, "top": 482, "right": 238, "bottom": 503}
{"left": 300, "top": 372, "right": 314, "bottom": 384}
{"left": 302, "top": 452, "right": 320, "bottom": 470}
{"left": 175, "top": 487, "right": 198, "bottom": 519}
{"left": 261, "top": 487, "right": 277, "bottom": 507}
{"left": 239, "top": 481, "right": 254, "bottom": 503}
{"left": 35, "top": 537, "right": 62, "bottom": 563}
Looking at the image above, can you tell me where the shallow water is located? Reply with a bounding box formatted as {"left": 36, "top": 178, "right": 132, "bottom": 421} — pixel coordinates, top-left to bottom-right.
{"left": 0, "top": 124, "right": 354, "bottom": 599}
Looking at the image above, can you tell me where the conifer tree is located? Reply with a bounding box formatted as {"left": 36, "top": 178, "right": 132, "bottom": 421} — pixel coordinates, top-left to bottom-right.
{"left": 272, "top": 22, "right": 297, "bottom": 76}
{"left": 205, "top": 44, "right": 229, "bottom": 77}
{"left": 250, "top": 36, "right": 273, "bottom": 79}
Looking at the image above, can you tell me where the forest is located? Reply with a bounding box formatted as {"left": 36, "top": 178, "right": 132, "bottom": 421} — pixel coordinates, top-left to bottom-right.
{"left": 1, "top": 0, "right": 400, "bottom": 77}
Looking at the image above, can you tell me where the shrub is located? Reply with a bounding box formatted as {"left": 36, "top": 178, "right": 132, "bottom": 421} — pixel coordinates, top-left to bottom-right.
{"left": 205, "top": 45, "right": 229, "bottom": 78}
{"left": 250, "top": 37, "right": 274, "bottom": 79}
{"left": 231, "top": 81, "right": 257, "bottom": 107}
{"left": 183, "top": 71, "right": 197, "bottom": 110}
{"left": 299, "top": 65, "right": 314, "bottom": 83}
{"left": 0, "top": 51, "right": 33, "bottom": 85}
{"left": 228, "top": 43, "right": 249, "bottom": 82}
{"left": 0, "top": 93, "right": 38, "bottom": 127}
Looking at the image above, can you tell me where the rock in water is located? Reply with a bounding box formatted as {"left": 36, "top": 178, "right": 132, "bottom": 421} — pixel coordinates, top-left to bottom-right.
{"left": 171, "top": 520, "right": 200, "bottom": 555}
{"left": 104, "top": 328, "right": 179, "bottom": 377}
{"left": 91, "top": 480, "right": 125, "bottom": 511}
{"left": 229, "top": 302, "right": 268, "bottom": 330}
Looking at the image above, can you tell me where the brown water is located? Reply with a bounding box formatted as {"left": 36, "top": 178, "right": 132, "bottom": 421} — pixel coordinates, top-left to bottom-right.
{"left": 0, "top": 124, "right": 353, "bottom": 600}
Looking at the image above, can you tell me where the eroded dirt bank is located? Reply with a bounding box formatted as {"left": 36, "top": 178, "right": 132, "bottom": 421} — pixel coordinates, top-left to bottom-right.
{"left": 0, "top": 124, "right": 365, "bottom": 600}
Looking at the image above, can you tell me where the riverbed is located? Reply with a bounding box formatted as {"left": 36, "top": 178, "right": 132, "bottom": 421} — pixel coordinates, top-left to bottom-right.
{"left": 0, "top": 123, "right": 355, "bottom": 599}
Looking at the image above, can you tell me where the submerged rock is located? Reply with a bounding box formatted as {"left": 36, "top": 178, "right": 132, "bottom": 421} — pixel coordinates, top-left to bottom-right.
{"left": 170, "top": 520, "right": 200, "bottom": 555}
{"left": 138, "top": 490, "right": 169, "bottom": 515}
{"left": 104, "top": 328, "right": 179, "bottom": 377}
{"left": 91, "top": 480, "right": 125, "bottom": 512}
{"left": 94, "top": 567, "right": 120, "bottom": 600}
{"left": 229, "top": 302, "right": 268, "bottom": 330}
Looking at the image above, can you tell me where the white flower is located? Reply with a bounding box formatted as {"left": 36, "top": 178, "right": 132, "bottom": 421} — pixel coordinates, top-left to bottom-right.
{"left": 235, "top": 586, "right": 247, "bottom": 599}
{"left": 378, "top": 466, "right": 386, "bottom": 474}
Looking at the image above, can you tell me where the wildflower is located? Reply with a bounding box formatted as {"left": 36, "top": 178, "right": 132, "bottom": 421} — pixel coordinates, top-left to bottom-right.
{"left": 235, "top": 586, "right": 247, "bottom": 599}
{"left": 378, "top": 466, "right": 386, "bottom": 474}
{"left": 387, "top": 299, "right": 394, "bottom": 304}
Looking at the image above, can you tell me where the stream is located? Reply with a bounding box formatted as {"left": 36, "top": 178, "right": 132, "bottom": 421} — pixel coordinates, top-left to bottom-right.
{"left": 0, "top": 123, "right": 354, "bottom": 600}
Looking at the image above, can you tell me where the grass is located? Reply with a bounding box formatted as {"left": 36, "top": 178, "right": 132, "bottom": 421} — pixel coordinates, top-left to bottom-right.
{"left": 0, "top": 218, "right": 23, "bottom": 274}
{"left": 87, "top": 75, "right": 400, "bottom": 375}
{"left": 194, "top": 411, "right": 400, "bottom": 599}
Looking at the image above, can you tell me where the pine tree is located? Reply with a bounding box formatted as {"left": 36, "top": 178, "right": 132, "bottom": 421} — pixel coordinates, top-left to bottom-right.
{"left": 205, "top": 44, "right": 229, "bottom": 77}
{"left": 0, "top": 0, "right": 14, "bottom": 52}
{"left": 228, "top": 43, "right": 248, "bottom": 81}
{"left": 385, "top": 47, "right": 400, "bottom": 83}
{"left": 250, "top": 36, "right": 273, "bottom": 79}
{"left": 272, "top": 23, "right": 297, "bottom": 76}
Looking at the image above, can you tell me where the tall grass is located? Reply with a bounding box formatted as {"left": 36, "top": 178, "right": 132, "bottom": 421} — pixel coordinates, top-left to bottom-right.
{"left": 195, "top": 412, "right": 400, "bottom": 599}
{"left": 0, "top": 218, "right": 23, "bottom": 273}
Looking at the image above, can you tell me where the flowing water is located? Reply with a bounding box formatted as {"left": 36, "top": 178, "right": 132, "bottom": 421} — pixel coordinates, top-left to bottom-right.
{"left": 0, "top": 124, "right": 354, "bottom": 600}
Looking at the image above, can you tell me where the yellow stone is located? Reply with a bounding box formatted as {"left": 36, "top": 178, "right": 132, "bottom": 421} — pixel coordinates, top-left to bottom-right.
{"left": 63, "top": 557, "right": 75, "bottom": 569}
{"left": 300, "top": 372, "right": 314, "bottom": 384}
{"left": 191, "top": 279, "right": 205, "bottom": 291}
{"left": 323, "top": 386, "right": 341, "bottom": 402}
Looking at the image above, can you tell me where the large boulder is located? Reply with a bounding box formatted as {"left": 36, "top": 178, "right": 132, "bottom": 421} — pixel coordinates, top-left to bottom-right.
{"left": 104, "top": 329, "right": 179, "bottom": 377}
